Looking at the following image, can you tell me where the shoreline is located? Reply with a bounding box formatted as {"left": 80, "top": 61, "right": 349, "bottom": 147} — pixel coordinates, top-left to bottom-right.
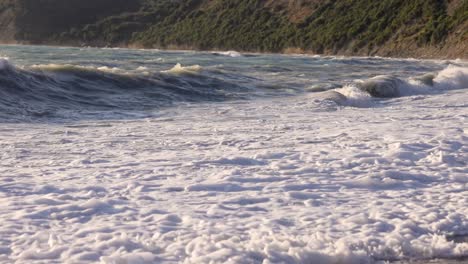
{"left": 1, "top": 42, "right": 467, "bottom": 61}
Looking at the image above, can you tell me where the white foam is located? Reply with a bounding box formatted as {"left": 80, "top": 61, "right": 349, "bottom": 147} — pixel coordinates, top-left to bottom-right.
{"left": 31, "top": 63, "right": 96, "bottom": 72}
{"left": 1, "top": 47, "right": 468, "bottom": 263}
{"left": 433, "top": 65, "right": 468, "bottom": 90}
{"left": 399, "top": 78, "right": 433, "bottom": 96}
{"left": 96, "top": 66, "right": 121, "bottom": 73}
{"left": 162, "top": 63, "right": 203, "bottom": 74}
{"left": 335, "top": 85, "right": 375, "bottom": 107}
{"left": 218, "top": 51, "right": 243, "bottom": 57}
{"left": 32, "top": 64, "right": 122, "bottom": 73}
{"left": 405, "top": 66, "right": 468, "bottom": 94}
{"left": 6, "top": 84, "right": 468, "bottom": 262}
{"left": 335, "top": 66, "right": 468, "bottom": 105}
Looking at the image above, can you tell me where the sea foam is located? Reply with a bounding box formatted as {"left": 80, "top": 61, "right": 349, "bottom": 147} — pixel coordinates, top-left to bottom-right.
{"left": 433, "top": 65, "right": 468, "bottom": 90}
{"left": 331, "top": 65, "right": 468, "bottom": 107}
{"left": 1, "top": 45, "right": 467, "bottom": 263}
{"left": 218, "top": 51, "right": 243, "bottom": 57}
{"left": 162, "top": 63, "right": 203, "bottom": 74}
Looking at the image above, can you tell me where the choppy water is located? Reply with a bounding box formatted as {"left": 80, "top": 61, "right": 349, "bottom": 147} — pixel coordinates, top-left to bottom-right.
{"left": 1, "top": 45, "right": 468, "bottom": 263}
{"left": 1, "top": 45, "right": 466, "bottom": 121}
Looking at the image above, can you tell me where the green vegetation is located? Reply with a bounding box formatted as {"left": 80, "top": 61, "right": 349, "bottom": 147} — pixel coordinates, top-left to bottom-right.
{"left": 131, "top": 0, "right": 296, "bottom": 52}
{"left": 296, "top": 0, "right": 462, "bottom": 51}
{"left": 0, "top": 0, "right": 466, "bottom": 56}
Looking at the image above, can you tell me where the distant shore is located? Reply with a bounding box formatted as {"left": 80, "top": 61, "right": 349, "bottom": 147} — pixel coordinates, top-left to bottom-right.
{"left": 1, "top": 0, "right": 467, "bottom": 61}
{"left": 2, "top": 42, "right": 467, "bottom": 61}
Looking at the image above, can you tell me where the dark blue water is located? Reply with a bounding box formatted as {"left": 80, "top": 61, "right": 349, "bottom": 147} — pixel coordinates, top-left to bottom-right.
{"left": 0, "top": 45, "right": 461, "bottom": 121}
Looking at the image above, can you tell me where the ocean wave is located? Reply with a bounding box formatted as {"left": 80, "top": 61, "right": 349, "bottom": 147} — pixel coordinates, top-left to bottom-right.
{"left": 0, "top": 57, "right": 12, "bottom": 71}
{"left": 433, "top": 65, "right": 468, "bottom": 90}
{"left": 378, "top": 66, "right": 468, "bottom": 95}
{"left": 312, "top": 66, "right": 468, "bottom": 108}
{"left": 212, "top": 51, "right": 243, "bottom": 57}
{"left": 161, "top": 63, "right": 203, "bottom": 74}
{"left": 0, "top": 60, "right": 251, "bottom": 121}
{"left": 1, "top": 55, "right": 467, "bottom": 120}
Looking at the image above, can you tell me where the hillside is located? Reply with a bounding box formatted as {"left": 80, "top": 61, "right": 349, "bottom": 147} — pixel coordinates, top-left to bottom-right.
{"left": 0, "top": 0, "right": 467, "bottom": 58}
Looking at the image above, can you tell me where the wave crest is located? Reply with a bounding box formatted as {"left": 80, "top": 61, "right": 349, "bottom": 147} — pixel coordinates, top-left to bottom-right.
{"left": 0, "top": 60, "right": 250, "bottom": 121}
{"left": 162, "top": 63, "right": 203, "bottom": 74}
{"left": 321, "top": 65, "right": 468, "bottom": 108}
{"left": 433, "top": 65, "right": 468, "bottom": 90}
{"left": 355, "top": 66, "right": 467, "bottom": 98}
{"left": 0, "top": 58, "right": 13, "bottom": 71}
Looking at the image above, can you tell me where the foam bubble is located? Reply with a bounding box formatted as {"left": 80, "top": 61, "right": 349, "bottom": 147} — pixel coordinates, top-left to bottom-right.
{"left": 162, "top": 63, "right": 202, "bottom": 74}
{"left": 218, "top": 51, "right": 243, "bottom": 57}
{"left": 338, "top": 66, "right": 468, "bottom": 104}
{"left": 400, "top": 66, "right": 467, "bottom": 96}
{"left": 31, "top": 63, "right": 95, "bottom": 72}
{"left": 433, "top": 65, "right": 468, "bottom": 90}
{"left": 335, "top": 85, "right": 375, "bottom": 108}
{"left": 97, "top": 66, "right": 120, "bottom": 73}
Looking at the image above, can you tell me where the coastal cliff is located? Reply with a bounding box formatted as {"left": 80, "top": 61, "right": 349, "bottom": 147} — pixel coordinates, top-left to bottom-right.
{"left": 0, "top": 0, "right": 466, "bottom": 58}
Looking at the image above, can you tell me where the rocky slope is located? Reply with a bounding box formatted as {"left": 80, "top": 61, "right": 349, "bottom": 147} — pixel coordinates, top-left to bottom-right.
{"left": 0, "top": 0, "right": 466, "bottom": 58}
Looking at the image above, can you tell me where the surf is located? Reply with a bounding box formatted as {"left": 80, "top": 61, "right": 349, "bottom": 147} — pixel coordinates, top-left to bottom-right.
{"left": 0, "top": 46, "right": 466, "bottom": 121}
{"left": 310, "top": 65, "right": 468, "bottom": 107}
{"left": 0, "top": 60, "right": 255, "bottom": 120}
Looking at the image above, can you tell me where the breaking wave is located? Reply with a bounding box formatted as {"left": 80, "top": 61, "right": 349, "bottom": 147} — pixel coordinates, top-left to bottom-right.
{"left": 0, "top": 54, "right": 467, "bottom": 121}
{"left": 0, "top": 60, "right": 255, "bottom": 121}
{"left": 212, "top": 51, "right": 243, "bottom": 57}
{"left": 161, "top": 63, "right": 203, "bottom": 74}
{"left": 313, "top": 65, "right": 468, "bottom": 107}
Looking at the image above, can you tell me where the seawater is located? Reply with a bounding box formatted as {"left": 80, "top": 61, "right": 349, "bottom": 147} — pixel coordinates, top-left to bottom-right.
{"left": 1, "top": 45, "right": 468, "bottom": 263}
{"left": 0, "top": 44, "right": 466, "bottom": 121}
